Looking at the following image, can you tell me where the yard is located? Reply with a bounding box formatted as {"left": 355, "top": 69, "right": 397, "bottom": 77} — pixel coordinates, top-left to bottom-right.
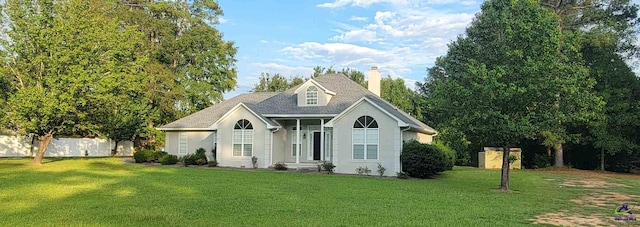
{"left": 0, "top": 158, "right": 637, "bottom": 226}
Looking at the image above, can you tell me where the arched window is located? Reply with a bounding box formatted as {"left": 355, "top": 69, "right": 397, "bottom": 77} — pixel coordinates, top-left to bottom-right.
{"left": 306, "top": 86, "right": 318, "bottom": 105}
{"left": 233, "top": 119, "right": 253, "bottom": 157}
{"left": 352, "top": 116, "right": 378, "bottom": 160}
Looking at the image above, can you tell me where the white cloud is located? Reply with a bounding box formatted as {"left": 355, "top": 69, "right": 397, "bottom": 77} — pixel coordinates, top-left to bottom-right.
{"left": 280, "top": 42, "right": 428, "bottom": 77}
{"left": 317, "top": 0, "right": 409, "bottom": 8}
{"left": 330, "top": 29, "right": 379, "bottom": 42}
{"left": 287, "top": 1, "right": 479, "bottom": 87}
{"left": 218, "top": 17, "right": 229, "bottom": 24}
{"left": 252, "top": 63, "right": 315, "bottom": 78}
{"left": 349, "top": 16, "right": 368, "bottom": 21}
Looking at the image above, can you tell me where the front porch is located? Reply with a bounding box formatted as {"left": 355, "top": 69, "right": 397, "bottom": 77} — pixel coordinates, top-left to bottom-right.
{"left": 269, "top": 118, "right": 333, "bottom": 166}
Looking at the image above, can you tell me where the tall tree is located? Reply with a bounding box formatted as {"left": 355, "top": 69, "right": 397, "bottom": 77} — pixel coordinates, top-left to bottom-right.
{"left": 0, "top": 0, "right": 147, "bottom": 164}
{"left": 539, "top": 0, "right": 639, "bottom": 167}
{"left": 424, "top": 0, "right": 599, "bottom": 190}
{"left": 583, "top": 43, "right": 640, "bottom": 171}
{"left": 116, "top": 0, "right": 238, "bottom": 142}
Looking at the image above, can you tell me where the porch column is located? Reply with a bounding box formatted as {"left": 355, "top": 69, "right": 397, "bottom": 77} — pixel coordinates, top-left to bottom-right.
{"left": 320, "top": 118, "right": 324, "bottom": 161}
{"left": 296, "top": 119, "right": 300, "bottom": 164}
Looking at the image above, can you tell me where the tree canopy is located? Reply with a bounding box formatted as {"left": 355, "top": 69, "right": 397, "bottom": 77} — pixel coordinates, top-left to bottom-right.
{"left": 0, "top": 0, "right": 238, "bottom": 163}
{"left": 421, "top": 0, "right": 602, "bottom": 190}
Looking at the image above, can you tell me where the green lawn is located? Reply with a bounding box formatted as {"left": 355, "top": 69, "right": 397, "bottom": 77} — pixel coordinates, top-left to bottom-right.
{"left": 0, "top": 158, "right": 635, "bottom": 226}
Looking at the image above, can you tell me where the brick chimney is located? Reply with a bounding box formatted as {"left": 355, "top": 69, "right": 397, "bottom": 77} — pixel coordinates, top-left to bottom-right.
{"left": 367, "top": 66, "right": 381, "bottom": 96}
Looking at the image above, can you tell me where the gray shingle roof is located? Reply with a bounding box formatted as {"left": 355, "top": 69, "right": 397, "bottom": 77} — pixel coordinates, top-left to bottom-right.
{"left": 159, "top": 92, "right": 279, "bottom": 129}
{"left": 160, "top": 74, "right": 436, "bottom": 134}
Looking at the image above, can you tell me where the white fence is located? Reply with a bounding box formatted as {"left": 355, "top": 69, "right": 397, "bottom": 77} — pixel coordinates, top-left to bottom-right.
{"left": 0, "top": 135, "right": 134, "bottom": 157}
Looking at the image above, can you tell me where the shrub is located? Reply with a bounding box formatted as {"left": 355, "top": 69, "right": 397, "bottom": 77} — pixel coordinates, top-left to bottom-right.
{"left": 531, "top": 154, "right": 552, "bottom": 169}
{"left": 251, "top": 156, "right": 258, "bottom": 168}
{"left": 321, "top": 161, "right": 336, "bottom": 174}
{"left": 151, "top": 151, "right": 168, "bottom": 163}
{"left": 133, "top": 149, "right": 155, "bottom": 163}
{"left": 396, "top": 172, "right": 409, "bottom": 179}
{"left": 377, "top": 163, "right": 386, "bottom": 177}
{"left": 208, "top": 160, "right": 218, "bottom": 167}
{"left": 159, "top": 154, "right": 178, "bottom": 165}
{"left": 401, "top": 140, "right": 449, "bottom": 178}
{"left": 182, "top": 154, "right": 197, "bottom": 165}
{"left": 433, "top": 140, "right": 455, "bottom": 170}
{"left": 274, "top": 162, "right": 288, "bottom": 170}
{"left": 182, "top": 147, "right": 208, "bottom": 166}
{"left": 356, "top": 166, "right": 370, "bottom": 175}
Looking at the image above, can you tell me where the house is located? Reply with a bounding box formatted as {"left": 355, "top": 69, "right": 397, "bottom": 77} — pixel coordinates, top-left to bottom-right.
{"left": 158, "top": 67, "right": 437, "bottom": 176}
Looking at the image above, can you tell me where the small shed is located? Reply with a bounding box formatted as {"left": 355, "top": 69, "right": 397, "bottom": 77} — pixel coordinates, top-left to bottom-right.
{"left": 478, "top": 147, "right": 522, "bottom": 169}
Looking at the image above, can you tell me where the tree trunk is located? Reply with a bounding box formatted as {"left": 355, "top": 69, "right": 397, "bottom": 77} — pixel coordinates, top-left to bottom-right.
{"left": 32, "top": 133, "right": 54, "bottom": 165}
{"left": 499, "top": 144, "right": 511, "bottom": 191}
{"left": 546, "top": 146, "right": 551, "bottom": 156}
{"left": 112, "top": 140, "right": 120, "bottom": 156}
{"left": 600, "top": 147, "right": 605, "bottom": 172}
{"left": 554, "top": 142, "right": 564, "bottom": 167}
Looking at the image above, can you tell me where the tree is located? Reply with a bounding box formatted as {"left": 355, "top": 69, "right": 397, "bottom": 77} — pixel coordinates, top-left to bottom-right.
{"left": 582, "top": 43, "right": 640, "bottom": 171}
{"left": 424, "top": 0, "right": 599, "bottom": 190}
{"left": 116, "top": 0, "right": 238, "bottom": 141}
{"left": 380, "top": 76, "right": 423, "bottom": 121}
{"left": 539, "top": 0, "right": 639, "bottom": 167}
{"left": 0, "top": 0, "right": 147, "bottom": 164}
{"left": 251, "top": 73, "right": 305, "bottom": 92}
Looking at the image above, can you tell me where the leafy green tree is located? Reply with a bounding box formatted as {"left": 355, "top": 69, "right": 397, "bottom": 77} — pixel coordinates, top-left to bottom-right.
{"left": 424, "top": 0, "right": 599, "bottom": 190}
{"left": 252, "top": 73, "right": 290, "bottom": 92}
{"left": 539, "top": 0, "right": 638, "bottom": 167}
{"left": 380, "top": 76, "right": 423, "bottom": 121}
{"left": 0, "top": 0, "right": 146, "bottom": 164}
{"left": 116, "top": 0, "right": 238, "bottom": 135}
{"left": 583, "top": 43, "right": 640, "bottom": 171}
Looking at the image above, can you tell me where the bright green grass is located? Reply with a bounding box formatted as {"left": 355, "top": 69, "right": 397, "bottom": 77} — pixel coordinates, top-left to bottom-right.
{"left": 0, "top": 158, "right": 604, "bottom": 226}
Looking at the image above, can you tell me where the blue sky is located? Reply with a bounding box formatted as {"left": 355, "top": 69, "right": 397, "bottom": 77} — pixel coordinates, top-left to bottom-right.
{"left": 215, "top": 0, "right": 639, "bottom": 99}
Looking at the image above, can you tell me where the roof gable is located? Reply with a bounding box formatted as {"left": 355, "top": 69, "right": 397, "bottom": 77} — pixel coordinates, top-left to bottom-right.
{"left": 293, "top": 79, "right": 336, "bottom": 95}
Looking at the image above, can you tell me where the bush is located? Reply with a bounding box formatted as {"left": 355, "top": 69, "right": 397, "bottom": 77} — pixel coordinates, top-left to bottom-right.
{"left": 531, "top": 154, "right": 552, "bottom": 169}
{"left": 274, "top": 162, "right": 288, "bottom": 170}
{"left": 396, "top": 172, "right": 409, "bottom": 179}
{"left": 133, "top": 149, "right": 155, "bottom": 163}
{"left": 208, "top": 160, "right": 218, "bottom": 167}
{"left": 159, "top": 154, "right": 178, "bottom": 165}
{"left": 377, "top": 163, "right": 386, "bottom": 177}
{"left": 433, "top": 140, "right": 455, "bottom": 170}
{"left": 183, "top": 148, "right": 208, "bottom": 166}
{"left": 321, "top": 161, "right": 336, "bottom": 174}
{"left": 151, "top": 151, "right": 168, "bottom": 163}
{"left": 401, "top": 140, "right": 449, "bottom": 178}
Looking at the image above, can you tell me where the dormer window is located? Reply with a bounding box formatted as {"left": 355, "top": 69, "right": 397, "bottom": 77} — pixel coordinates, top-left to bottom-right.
{"left": 306, "top": 86, "right": 318, "bottom": 105}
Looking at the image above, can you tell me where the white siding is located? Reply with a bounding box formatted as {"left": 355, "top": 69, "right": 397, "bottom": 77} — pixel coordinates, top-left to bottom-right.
{"left": 331, "top": 101, "right": 400, "bottom": 176}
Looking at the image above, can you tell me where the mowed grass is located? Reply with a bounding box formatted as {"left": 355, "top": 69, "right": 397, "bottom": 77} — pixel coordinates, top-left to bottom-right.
{"left": 0, "top": 158, "right": 592, "bottom": 226}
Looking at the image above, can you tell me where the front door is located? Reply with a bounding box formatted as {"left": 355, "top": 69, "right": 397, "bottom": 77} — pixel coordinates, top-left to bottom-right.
{"left": 313, "top": 132, "right": 321, "bottom": 160}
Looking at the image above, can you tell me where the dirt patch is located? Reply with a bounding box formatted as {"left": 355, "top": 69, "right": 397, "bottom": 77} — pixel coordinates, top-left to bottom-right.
{"left": 561, "top": 179, "right": 629, "bottom": 189}
{"left": 570, "top": 192, "right": 639, "bottom": 208}
{"left": 531, "top": 177, "right": 639, "bottom": 226}
{"left": 537, "top": 167, "right": 640, "bottom": 180}
{"left": 530, "top": 211, "right": 615, "bottom": 227}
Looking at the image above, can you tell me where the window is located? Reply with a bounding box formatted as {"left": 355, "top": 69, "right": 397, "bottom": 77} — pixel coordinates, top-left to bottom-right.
{"left": 178, "top": 132, "right": 188, "bottom": 154}
{"left": 352, "top": 116, "right": 378, "bottom": 160}
{"left": 306, "top": 86, "right": 318, "bottom": 105}
{"left": 291, "top": 127, "right": 301, "bottom": 156}
{"left": 232, "top": 119, "right": 253, "bottom": 157}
